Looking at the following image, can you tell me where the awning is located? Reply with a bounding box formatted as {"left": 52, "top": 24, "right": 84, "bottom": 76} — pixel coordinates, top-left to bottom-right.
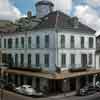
{"left": 4, "top": 69, "right": 100, "bottom": 80}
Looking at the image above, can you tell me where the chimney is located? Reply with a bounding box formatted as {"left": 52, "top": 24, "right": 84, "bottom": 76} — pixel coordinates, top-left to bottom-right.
{"left": 27, "top": 10, "right": 32, "bottom": 18}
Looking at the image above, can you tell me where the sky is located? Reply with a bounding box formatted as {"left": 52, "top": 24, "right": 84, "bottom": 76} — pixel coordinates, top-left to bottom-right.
{"left": 0, "top": 0, "right": 100, "bottom": 35}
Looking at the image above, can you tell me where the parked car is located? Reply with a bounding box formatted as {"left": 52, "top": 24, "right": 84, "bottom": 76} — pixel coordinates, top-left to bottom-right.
{"left": 79, "top": 85, "right": 96, "bottom": 96}
{"left": 4, "top": 82, "right": 16, "bottom": 91}
{"left": 15, "top": 85, "right": 43, "bottom": 96}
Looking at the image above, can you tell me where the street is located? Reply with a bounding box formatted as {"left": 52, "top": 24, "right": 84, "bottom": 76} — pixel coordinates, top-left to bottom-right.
{"left": 1, "top": 90, "right": 100, "bottom": 100}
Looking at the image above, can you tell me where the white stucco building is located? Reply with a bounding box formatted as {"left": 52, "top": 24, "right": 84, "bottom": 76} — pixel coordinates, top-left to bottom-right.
{"left": 0, "top": 0, "right": 98, "bottom": 93}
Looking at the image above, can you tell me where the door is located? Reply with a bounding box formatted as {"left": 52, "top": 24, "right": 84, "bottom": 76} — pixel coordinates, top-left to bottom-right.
{"left": 81, "top": 54, "right": 87, "bottom": 67}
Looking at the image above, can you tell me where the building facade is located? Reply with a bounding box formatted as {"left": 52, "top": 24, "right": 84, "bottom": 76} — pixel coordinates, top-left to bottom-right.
{"left": 0, "top": 0, "right": 98, "bottom": 93}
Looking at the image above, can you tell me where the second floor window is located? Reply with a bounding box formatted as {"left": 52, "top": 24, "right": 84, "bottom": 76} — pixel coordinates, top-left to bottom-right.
{"left": 21, "top": 37, "right": 24, "bottom": 48}
{"left": 89, "top": 37, "right": 94, "bottom": 48}
{"left": 15, "top": 38, "right": 19, "bottom": 48}
{"left": 89, "top": 54, "right": 92, "bottom": 65}
{"left": 44, "top": 54, "right": 49, "bottom": 67}
{"left": 28, "top": 54, "right": 31, "bottom": 66}
{"left": 70, "top": 36, "right": 75, "bottom": 48}
{"left": 71, "top": 54, "right": 75, "bottom": 67}
{"left": 36, "top": 36, "right": 40, "bottom": 48}
{"left": 28, "top": 37, "right": 32, "bottom": 48}
{"left": 20, "top": 54, "right": 24, "bottom": 65}
{"left": 35, "top": 54, "right": 40, "bottom": 67}
{"left": 0, "top": 39, "right": 1, "bottom": 48}
{"left": 81, "top": 37, "right": 84, "bottom": 48}
{"left": 61, "top": 35, "right": 65, "bottom": 48}
{"left": 4, "top": 39, "right": 7, "bottom": 48}
{"left": 8, "top": 38, "right": 13, "bottom": 48}
{"left": 15, "top": 54, "right": 18, "bottom": 66}
{"left": 61, "top": 54, "right": 66, "bottom": 67}
{"left": 45, "top": 35, "right": 49, "bottom": 48}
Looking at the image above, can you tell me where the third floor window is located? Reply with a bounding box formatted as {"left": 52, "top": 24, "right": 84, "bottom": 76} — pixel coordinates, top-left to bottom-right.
{"left": 89, "top": 37, "right": 94, "bottom": 48}
{"left": 81, "top": 37, "right": 84, "bottom": 48}
{"left": 15, "top": 38, "right": 19, "bottom": 48}
{"left": 36, "top": 36, "right": 40, "bottom": 48}
{"left": 45, "top": 35, "right": 49, "bottom": 48}
{"left": 8, "top": 38, "right": 13, "bottom": 48}
{"left": 61, "top": 35, "right": 65, "bottom": 48}
{"left": 70, "top": 36, "right": 75, "bottom": 48}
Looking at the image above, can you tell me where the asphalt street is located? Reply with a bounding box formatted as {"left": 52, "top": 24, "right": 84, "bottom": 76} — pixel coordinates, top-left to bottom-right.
{"left": 0, "top": 90, "right": 100, "bottom": 100}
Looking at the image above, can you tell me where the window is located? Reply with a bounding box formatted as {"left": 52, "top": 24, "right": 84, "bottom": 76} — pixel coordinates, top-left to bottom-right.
{"left": 70, "top": 36, "right": 75, "bottom": 48}
{"left": 15, "top": 54, "right": 18, "bottom": 66}
{"left": 0, "top": 39, "right": 1, "bottom": 48}
{"left": 45, "top": 35, "right": 49, "bottom": 48}
{"left": 61, "top": 54, "right": 66, "bottom": 67}
{"left": 4, "top": 39, "right": 6, "bottom": 48}
{"left": 81, "top": 37, "right": 84, "bottom": 48}
{"left": 44, "top": 54, "right": 49, "bottom": 67}
{"left": 89, "top": 37, "right": 93, "bottom": 48}
{"left": 99, "top": 56, "right": 100, "bottom": 67}
{"left": 21, "top": 37, "right": 24, "bottom": 48}
{"left": 15, "top": 38, "right": 19, "bottom": 48}
{"left": 28, "top": 54, "right": 31, "bottom": 66}
{"left": 20, "top": 54, "right": 24, "bottom": 65}
{"left": 61, "top": 35, "right": 65, "bottom": 48}
{"left": 36, "top": 36, "right": 40, "bottom": 48}
{"left": 35, "top": 54, "right": 40, "bottom": 67}
{"left": 89, "top": 54, "right": 92, "bottom": 65}
{"left": 71, "top": 54, "right": 75, "bottom": 67}
{"left": 28, "top": 37, "right": 32, "bottom": 48}
{"left": 8, "top": 38, "right": 13, "bottom": 48}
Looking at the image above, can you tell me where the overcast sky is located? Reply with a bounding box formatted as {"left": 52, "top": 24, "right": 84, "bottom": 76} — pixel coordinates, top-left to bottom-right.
{"left": 0, "top": 0, "right": 100, "bottom": 35}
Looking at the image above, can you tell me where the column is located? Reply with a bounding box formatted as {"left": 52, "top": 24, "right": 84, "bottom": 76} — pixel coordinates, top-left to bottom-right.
{"left": 76, "top": 77, "right": 80, "bottom": 95}
{"left": 66, "top": 79, "right": 70, "bottom": 92}
{"left": 32, "top": 77, "right": 36, "bottom": 89}
{"left": 11, "top": 75, "right": 15, "bottom": 84}
{"left": 5, "top": 72, "right": 8, "bottom": 84}
{"left": 93, "top": 75, "right": 97, "bottom": 87}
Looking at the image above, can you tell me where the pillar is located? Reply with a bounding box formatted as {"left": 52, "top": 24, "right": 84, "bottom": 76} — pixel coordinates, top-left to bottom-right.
{"left": 76, "top": 77, "right": 80, "bottom": 94}
{"left": 66, "top": 79, "right": 70, "bottom": 92}
{"left": 93, "top": 75, "right": 97, "bottom": 87}
{"left": 5, "top": 72, "right": 8, "bottom": 84}
{"left": 32, "top": 77, "right": 36, "bottom": 89}
{"left": 11, "top": 75, "right": 15, "bottom": 84}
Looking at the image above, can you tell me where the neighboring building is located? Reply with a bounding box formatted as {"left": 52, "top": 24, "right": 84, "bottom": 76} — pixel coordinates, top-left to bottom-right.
{"left": 0, "top": 0, "right": 99, "bottom": 94}
{"left": 96, "top": 35, "right": 100, "bottom": 69}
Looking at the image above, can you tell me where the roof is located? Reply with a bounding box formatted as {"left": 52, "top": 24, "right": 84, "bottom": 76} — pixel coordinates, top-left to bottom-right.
{"left": 35, "top": 0, "right": 54, "bottom": 7}
{"left": 34, "top": 11, "right": 96, "bottom": 34}
{"left": 0, "top": 20, "right": 16, "bottom": 33}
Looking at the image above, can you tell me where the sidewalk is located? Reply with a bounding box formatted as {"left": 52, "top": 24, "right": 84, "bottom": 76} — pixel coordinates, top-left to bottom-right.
{"left": 49, "top": 91, "right": 76, "bottom": 99}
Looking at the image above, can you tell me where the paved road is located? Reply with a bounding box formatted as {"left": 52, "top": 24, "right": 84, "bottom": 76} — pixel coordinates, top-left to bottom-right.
{"left": 1, "top": 90, "right": 100, "bottom": 100}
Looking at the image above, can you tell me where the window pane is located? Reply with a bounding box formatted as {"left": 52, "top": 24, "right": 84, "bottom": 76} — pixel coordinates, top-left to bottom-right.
{"left": 71, "top": 36, "right": 74, "bottom": 48}
{"left": 8, "top": 39, "right": 13, "bottom": 48}
{"left": 21, "top": 37, "right": 24, "bottom": 48}
{"left": 15, "top": 38, "right": 19, "bottom": 48}
{"left": 35, "top": 54, "right": 40, "bottom": 67}
{"left": 61, "top": 35, "right": 65, "bottom": 48}
{"left": 36, "top": 36, "right": 40, "bottom": 48}
{"left": 28, "top": 37, "right": 32, "bottom": 48}
{"left": 0, "top": 39, "right": 1, "bottom": 48}
{"left": 28, "top": 54, "right": 31, "bottom": 66}
{"left": 89, "top": 37, "right": 93, "bottom": 48}
{"left": 81, "top": 37, "right": 84, "bottom": 48}
{"left": 15, "top": 54, "right": 18, "bottom": 66}
{"left": 44, "top": 54, "right": 49, "bottom": 67}
{"left": 45, "top": 35, "right": 49, "bottom": 48}
{"left": 89, "top": 54, "right": 92, "bottom": 65}
{"left": 4, "top": 39, "right": 6, "bottom": 48}
{"left": 20, "top": 54, "right": 24, "bottom": 65}
{"left": 71, "top": 54, "right": 75, "bottom": 67}
{"left": 61, "top": 54, "right": 66, "bottom": 67}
